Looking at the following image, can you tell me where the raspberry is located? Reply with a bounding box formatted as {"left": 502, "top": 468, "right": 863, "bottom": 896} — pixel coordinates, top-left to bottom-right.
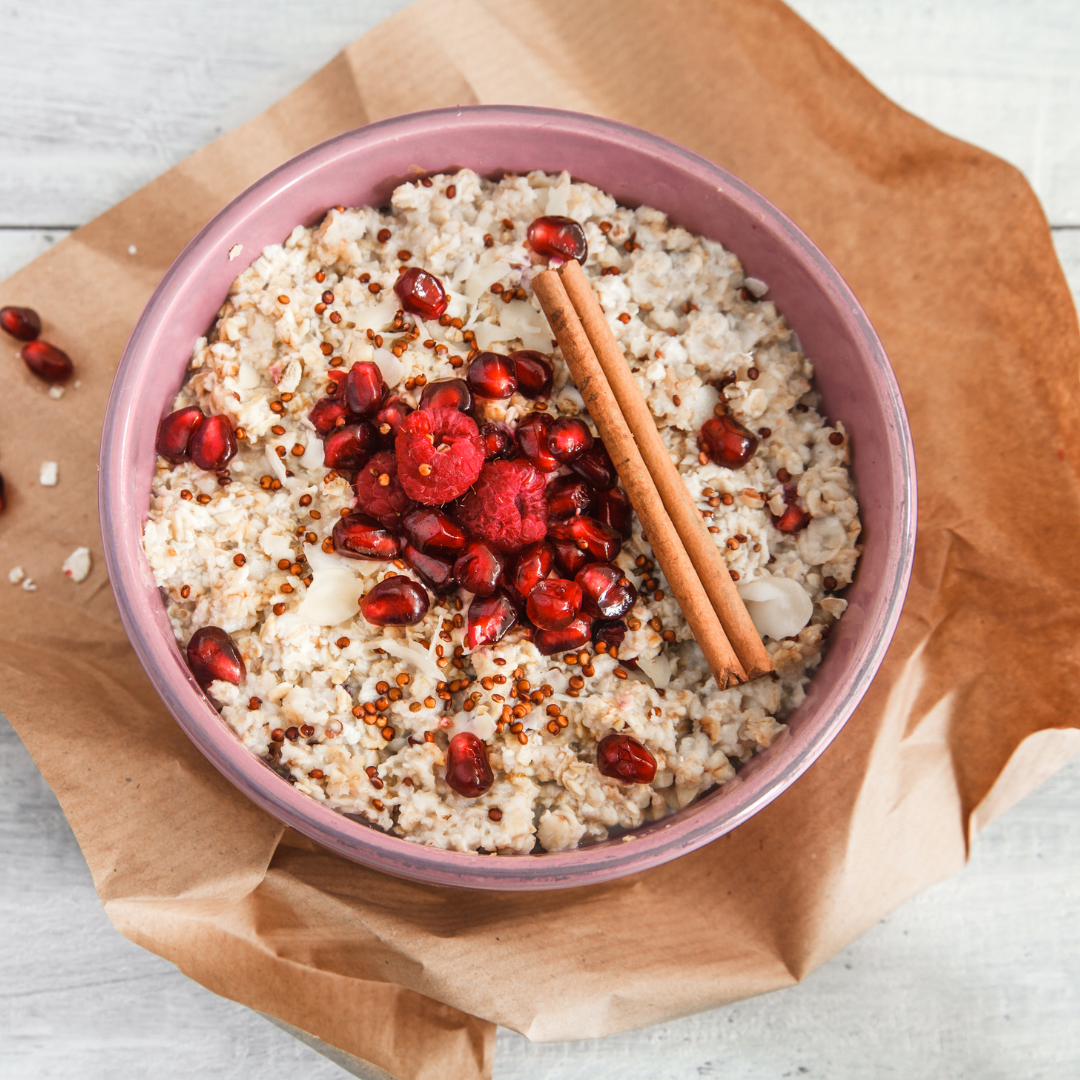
{"left": 456, "top": 458, "right": 548, "bottom": 553}
{"left": 353, "top": 451, "right": 414, "bottom": 526}
{"left": 395, "top": 407, "right": 484, "bottom": 505}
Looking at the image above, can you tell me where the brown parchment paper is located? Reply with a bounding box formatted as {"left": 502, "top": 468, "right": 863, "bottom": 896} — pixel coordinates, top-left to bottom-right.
{"left": 2, "top": 1, "right": 1080, "bottom": 1077}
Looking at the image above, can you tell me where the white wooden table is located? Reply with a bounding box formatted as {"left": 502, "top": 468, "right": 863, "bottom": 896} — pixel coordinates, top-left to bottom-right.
{"left": 3, "top": 2, "right": 1079, "bottom": 1077}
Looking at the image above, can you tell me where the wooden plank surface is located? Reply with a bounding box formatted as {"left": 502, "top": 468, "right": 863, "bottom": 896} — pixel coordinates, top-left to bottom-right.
{"left": 2, "top": 2, "right": 1079, "bottom": 1078}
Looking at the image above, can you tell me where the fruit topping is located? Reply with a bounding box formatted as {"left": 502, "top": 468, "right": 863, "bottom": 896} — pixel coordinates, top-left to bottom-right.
{"left": 187, "top": 626, "right": 246, "bottom": 688}
{"left": 700, "top": 412, "right": 759, "bottom": 468}
{"left": 569, "top": 441, "right": 618, "bottom": 490}
{"left": 402, "top": 543, "right": 456, "bottom": 594}
{"left": 466, "top": 590, "right": 518, "bottom": 650}
{"left": 444, "top": 731, "right": 494, "bottom": 797}
{"left": 0, "top": 305, "right": 42, "bottom": 341}
{"left": 188, "top": 414, "right": 237, "bottom": 471}
{"left": 509, "top": 350, "right": 554, "bottom": 399}
{"left": 395, "top": 407, "right": 484, "bottom": 504}
{"left": 515, "top": 412, "right": 560, "bottom": 473}
{"left": 575, "top": 562, "right": 637, "bottom": 618}
{"left": 508, "top": 541, "right": 554, "bottom": 597}
{"left": 596, "top": 733, "right": 656, "bottom": 784}
{"left": 547, "top": 515, "right": 621, "bottom": 575}
{"left": 545, "top": 475, "right": 594, "bottom": 520}
{"left": 360, "top": 576, "right": 429, "bottom": 626}
{"left": 478, "top": 422, "right": 514, "bottom": 460}
{"left": 456, "top": 458, "right": 548, "bottom": 553}
{"left": 594, "top": 486, "right": 632, "bottom": 538}
{"left": 308, "top": 396, "right": 351, "bottom": 437}
{"left": 773, "top": 495, "right": 810, "bottom": 533}
{"left": 466, "top": 352, "right": 517, "bottom": 399}
{"left": 547, "top": 416, "right": 593, "bottom": 463}
{"left": 526, "top": 215, "right": 588, "bottom": 262}
{"left": 453, "top": 540, "right": 504, "bottom": 596}
{"left": 534, "top": 615, "right": 592, "bottom": 656}
{"left": 156, "top": 406, "right": 206, "bottom": 464}
{"left": 403, "top": 507, "right": 468, "bottom": 552}
{"left": 526, "top": 578, "right": 583, "bottom": 630}
{"left": 375, "top": 398, "right": 413, "bottom": 444}
{"left": 592, "top": 618, "right": 627, "bottom": 651}
{"left": 393, "top": 266, "right": 448, "bottom": 320}
{"left": 419, "top": 378, "right": 472, "bottom": 412}
{"left": 322, "top": 420, "right": 379, "bottom": 472}
{"left": 20, "top": 340, "right": 73, "bottom": 383}
{"left": 332, "top": 513, "right": 401, "bottom": 560}
{"left": 353, "top": 451, "right": 413, "bottom": 526}
{"left": 345, "top": 361, "right": 389, "bottom": 415}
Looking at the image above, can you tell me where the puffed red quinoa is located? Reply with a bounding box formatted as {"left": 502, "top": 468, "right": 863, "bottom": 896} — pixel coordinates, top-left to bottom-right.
{"left": 143, "top": 169, "right": 860, "bottom": 853}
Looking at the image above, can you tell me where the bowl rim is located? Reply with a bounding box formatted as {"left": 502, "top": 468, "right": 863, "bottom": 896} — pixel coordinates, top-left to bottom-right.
{"left": 99, "top": 104, "right": 916, "bottom": 891}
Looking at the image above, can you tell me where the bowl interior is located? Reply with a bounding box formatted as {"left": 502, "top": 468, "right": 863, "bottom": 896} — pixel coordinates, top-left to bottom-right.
{"left": 100, "top": 106, "right": 914, "bottom": 891}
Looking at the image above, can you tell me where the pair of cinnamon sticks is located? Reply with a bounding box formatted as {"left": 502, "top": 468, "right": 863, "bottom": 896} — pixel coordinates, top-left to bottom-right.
{"left": 533, "top": 261, "right": 773, "bottom": 690}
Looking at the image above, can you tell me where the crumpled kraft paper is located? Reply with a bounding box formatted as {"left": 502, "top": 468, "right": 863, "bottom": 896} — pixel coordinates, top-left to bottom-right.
{"left": 2, "top": 2, "right": 1079, "bottom": 1078}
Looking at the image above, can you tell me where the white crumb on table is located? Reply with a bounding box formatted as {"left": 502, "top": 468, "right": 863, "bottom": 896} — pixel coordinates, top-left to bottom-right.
{"left": 20, "top": 577, "right": 37, "bottom": 592}
{"left": 62, "top": 546, "right": 92, "bottom": 583}
{"left": 48, "top": 386, "right": 65, "bottom": 399}
{"left": 8, "top": 566, "right": 25, "bottom": 585}
{"left": 39, "top": 461, "right": 58, "bottom": 486}
{"left": 128, "top": 244, "right": 137, "bottom": 255}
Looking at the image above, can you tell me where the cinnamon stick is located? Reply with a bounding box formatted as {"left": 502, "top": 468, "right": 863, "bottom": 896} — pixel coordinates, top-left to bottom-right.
{"left": 558, "top": 259, "right": 775, "bottom": 681}
{"left": 533, "top": 270, "right": 747, "bottom": 690}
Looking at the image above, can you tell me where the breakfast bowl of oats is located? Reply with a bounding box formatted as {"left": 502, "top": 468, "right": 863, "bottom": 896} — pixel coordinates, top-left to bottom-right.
{"left": 99, "top": 106, "right": 915, "bottom": 890}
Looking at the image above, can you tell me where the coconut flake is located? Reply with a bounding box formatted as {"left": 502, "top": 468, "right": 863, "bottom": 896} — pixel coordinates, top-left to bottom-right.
{"left": 372, "top": 347, "right": 405, "bottom": 387}
{"left": 265, "top": 442, "right": 287, "bottom": 483}
{"left": 228, "top": 244, "right": 244, "bottom": 260}
{"left": 743, "top": 277, "right": 769, "bottom": 298}
{"left": 352, "top": 298, "right": 399, "bottom": 333}
{"left": 376, "top": 638, "right": 445, "bottom": 683}
{"left": 237, "top": 361, "right": 261, "bottom": 389}
{"left": 39, "top": 461, "right": 59, "bottom": 487}
{"left": 500, "top": 300, "right": 552, "bottom": 351}
{"left": 737, "top": 575, "right": 813, "bottom": 640}
{"left": 299, "top": 438, "right": 324, "bottom": 471}
{"left": 636, "top": 651, "right": 671, "bottom": 689}
{"left": 303, "top": 542, "right": 378, "bottom": 574}
{"left": 298, "top": 568, "right": 363, "bottom": 627}
{"left": 8, "top": 566, "right": 25, "bottom": 585}
{"left": 62, "top": 547, "right": 92, "bottom": 583}
{"left": 465, "top": 260, "right": 510, "bottom": 302}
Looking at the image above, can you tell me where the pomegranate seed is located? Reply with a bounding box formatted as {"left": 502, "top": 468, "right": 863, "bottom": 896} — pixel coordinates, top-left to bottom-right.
{"left": 509, "top": 540, "right": 554, "bottom": 597}
{"left": 575, "top": 562, "right": 637, "bottom": 618}
{"left": 403, "top": 507, "right": 468, "bottom": 552}
{"left": 454, "top": 540, "right": 504, "bottom": 596}
{"left": 360, "top": 576, "right": 429, "bottom": 626}
{"left": 478, "top": 422, "right": 514, "bottom": 460}
{"left": 592, "top": 618, "right": 627, "bottom": 651}
{"left": 534, "top": 615, "right": 592, "bottom": 656}
{"left": 774, "top": 499, "right": 810, "bottom": 533}
{"left": 375, "top": 398, "right": 413, "bottom": 444}
{"left": 700, "top": 413, "right": 758, "bottom": 468}
{"left": 596, "top": 732, "right": 656, "bottom": 784}
{"left": 187, "top": 626, "right": 246, "bottom": 688}
{"left": 322, "top": 420, "right": 379, "bottom": 471}
{"left": 467, "top": 351, "right": 517, "bottom": 399}
{"left": 526, "top": 216, "right": 588, "bottom": 262}
{"left": 547, "top": 417, "right": 593, "bottom": 463}
{"left": 516, "top": 413, "right": 560, "bottom": 472}
{"left": 156, "top": 406, "right": 205, "bottom": 464}
{"left": 546, "top": 475, "right": 594, "bottom": 520}
{"left": 402, "top": 543, "right": 456, "bottom": 594}
{"left": 345, "top": 361, "right": 389, "bottom": 415}
{"left": 419, "top": 378, "right": 472, "bottom": 412}
{"left": 526, "top": 578, "right": 583, "bottom": 630}
{"left": 0, "top": 305, "right": 42, "bottom": 341}
{"left": 393, "top": 266, "right": 448, "bottom": 319}
{"left": 570, "top": 442, "right": 618, "bottom": 490}
{"left": 308, "top": 396, "right": 351, "bottom": 437}
{"left": 444, "top": 731, "right": 494, "bottom": 797}
{"left": 466, "top": 590, "right": 518, "bottom": 650}
{"left": 594, "top": 486, "right": 633, "bottom": 538}
{"left": 332, "top": 514, "right": 401, "bottom": 560}
{"left": 548, "top": 516, "right": 621, "bottom": 575}
{"left": 20, "top": 340, "right": 73, "bottom": 383}
{"left": 188, "top": 415, "right": 237, "bottom": 471}
{"left": 509, "top": 351, "right": 553, "bottom": 399}
{"left": 325, "top": 369, "right": 347, "bottom": 396}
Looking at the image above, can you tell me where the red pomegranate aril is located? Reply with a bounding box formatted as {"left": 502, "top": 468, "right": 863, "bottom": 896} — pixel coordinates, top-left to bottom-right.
{"left": 575, "top": 562, "right": 637, "bottom": 619}
{"left": 570, "top": 442, "right": 618, "bottom": 491}
{"left": 393, "top": 266, "right": 448, "bottom": 320}
{"left": 774, "top": 500, "right": 810, "bottom": 533}
{"left": 547, "top": 416, "right": 594, "bottom": 463}
{"left": 596, "top": 732, "right": 656, "bottom": 784}
{"left": 345, "top": 361, "right": 389, "bottom": 415}
{"left": 353, "top": 450, "right": 413, "bottom": 527}
{"left": 535, "top": 615, "right": 592, "bottom": 656}
{"left": 466, "top": 590, "right": 518, "bottom": 650}
{"left": 332, "top": 513, "right": 401, "bottom": 560}
{"left": 526, "top": 578, "right": 583, "bottom": 630}
{"left": 20, "top": 340, "right": 73, "bottom": 383}
{"left": 403, "top": 507, "right": 468, "bottom": 552}
{"left": 375, "top": 398, "right": 413, "bottom": 444}
{"left": 360, "top": 576, "right": 429, "bottom": 626}
{"left": 323, "top": 420, "right": 379, "bottom": 471}
{"left": 467, "top": 352, "right": 517, "bottom": 399}
{"left": 509, "top": 540, "right": 554, "bottom": 597}
{"left": 546, "top": 475, "right": 594, "bottom": 520}
{"left": 510, "top": 350, "right": 554, "bottom": 399}
{"left": 594, "top": 486, "right": 633, "bottom": 538}
{"left": 592, "top": 618, "right": 627, "bottom": 651}
{"left": 478, "top": 422, "right": 514, "bottom": 460}
{"left": 550, "top": 516, "right": 622, "bottom": 575}
{"left": 526, "top": 215, "right": 588, "bottom": 262}
{"left": 419, "top": 378, "right": 472, "bottom": 412}
{"left": 547, "top": 524, "right": 590, "bottom": 576}
{"left": 453, "top": 541, "right": 504, "bottom": 596}
{"left": 325, "top": 369, "right": 347, "bottom": 396}
{"left": 187, "top": 626, "right": 246, "bottom": 689}
{"left": 308, "top": 396, "right": 351, "bottom": 437}
{"left": 402, "top": 543, "right": 456, "bottom": 594}
{"left": 188, "top": 415, "right": 237, "bottom": 471}
{"left": 1, "top": 305, "right": 42, "bottom": 341}
{"left": 156, "top": 406, "right": 205, "bottom": 464}
{"left": 444, "top": 731, "right": 494, "bottom": 797}
{"left": 516, "top": 413, "right": 560, "bottom": 472}
{"left": 700, "top": 413, "right": 759, "bottom": 468}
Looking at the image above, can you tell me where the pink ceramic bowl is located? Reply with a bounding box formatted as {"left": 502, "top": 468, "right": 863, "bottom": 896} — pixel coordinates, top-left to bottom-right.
{"left": 99, "top": 106, "right": 915, "bottom": 891}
